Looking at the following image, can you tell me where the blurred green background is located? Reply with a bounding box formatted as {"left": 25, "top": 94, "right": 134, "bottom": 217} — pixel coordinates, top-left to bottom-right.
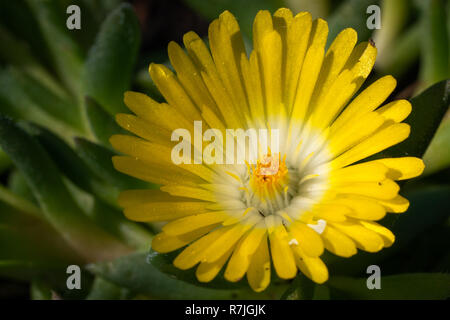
{"left": 0, "top": 0, "right": 448, "bottom": 300}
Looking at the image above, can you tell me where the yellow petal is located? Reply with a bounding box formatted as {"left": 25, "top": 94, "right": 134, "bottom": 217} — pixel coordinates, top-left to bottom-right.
{"left": 112, "top": 156, "right": 199, "bottom": 186}
{"left": 334, "top": 179, "right": 399, "bottom": 200}
{"left": 330, "top": 161, "right": 388, "bottom": 183}
{"left": 289, "top": 222, "right": 324, "bottom": 257}
{"left": 124, "top": 201, "right": 211, "bottom": 222}
{"left": 284, "top": 12, "right": 312, "bottom": 109}
{"left": 168, "top": 41, "right": 217, "bottom": 113}
{"left": 115, "top": 113, "right": 170, "bottom": 145}
{"left": 330, "top": 221, "right": 385, "bottom": 252}
{"left": 373, "top": 157, "right": 425, "bottom": 180}
{"left": 260, "top": 30, "right": 282, "bottom": 117}
{"left": 162, "top": 211, "right": 228, "bottom": 235}
{"left": 377, "top": 195, "right": 410, "bottom": 213}
{"left": 309, "top": 18, "right": 328, "bottom": 49}
{"left": 291, "top": 44, "right": 324, "bottom": 121}
{"left": 110, "top": 134, "right": 172, "bottom": 165}
{"left": 174, "top": 226, "right": 229, "bottom": 270}
{"left": 313, "top": 204, "right": 350, "bottom": 222}
{"left": 241, "top": 51, "right": 265, "bottom": 121}
{"left": 269, "top": 225, "right": 297, "bottom": 279}
{"left": 330, "top": 195, "right": 386, "bottom": 220}
{"left": 152, "top": 224, "right": 217, "bottom": 253}
{"left": 376, "top": 99, "right": 412, "bottom": 123}
{"left": 311, "top": 28, "right": 357, "bottom": 107}
{"left": 123, "top": 91, "right": 191, "bottom": 131}
{"left": 201, "top": 223, "right": 252, "bottom": 263}
{"left": 149, "top": 63, "right": 201, "bottom": 121}
{"left": 253, "top": 10, "right": 273, "bottom": 53}
{"left": 359, "top": 220, "right": 395, "bottom": 247}
{"left": 332, "top": 75, "right": 396, "bottom": 130}
{"left": 293, "top": 246, "right": 329, "bottom": 284}
{"left": 224, "top": 226, "right": 266, "bottom": 282}
{"left": 161, "top": 185, "right": 216, "bottom": 202}
{"left": 196, "top": 245, "right": 234, "bottom": 282}
{"left": 247, "top": 234, "right": 271, "bottom": 292}
{"left": 328, "top": 112, "right": 386, "bottom": 156}
{"left": 321, "top": 225, "right": 357, "bottom": 257}
{"left": 209, "top": 12, "right": 249, "bottom": 119}
{"left": 118, "top": 189, "right": 184, "bottom": 207}
{"left": 332, "top": 123, "right": 411, "bottom": 168}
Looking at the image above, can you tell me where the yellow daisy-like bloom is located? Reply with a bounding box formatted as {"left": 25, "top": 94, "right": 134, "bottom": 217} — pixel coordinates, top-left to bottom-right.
{"left": 111, "top": 9, "right": 425, "bottom": 292}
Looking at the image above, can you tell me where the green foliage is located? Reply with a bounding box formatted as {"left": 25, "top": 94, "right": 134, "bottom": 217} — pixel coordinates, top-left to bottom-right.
{"left": 87, "top": 251, "right": 277, "bottom": 299}
{"left": 83, "top": 4, "right": 140, "bottom": 115}
{"left": 327, "top": 273, "right": 450, "bottom": 299}
{"left": 0, "top": 0, "right": 448, "bottom": 300}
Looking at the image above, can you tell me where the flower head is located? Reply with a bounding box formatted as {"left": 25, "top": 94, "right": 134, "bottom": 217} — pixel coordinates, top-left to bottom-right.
{"left": 111, "top": 8, "right": 424, "bottom": 292}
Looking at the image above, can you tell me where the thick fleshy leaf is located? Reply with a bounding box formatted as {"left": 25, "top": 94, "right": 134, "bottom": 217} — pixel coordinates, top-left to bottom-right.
{"left": 0, "top": 1, "right": 51, "bottom": 66}
{"left": 87, "top": 252, "right": 268, "bottom": 299}
{"left": 280, "top": 275, "right": 317, "bottom": 300}
{"left": 148, "top": 250, "right": 247, "bottom": 290}
{"left": 83, "top": 3, "right": 140, "bottom": 115}
{"left": 0, "top": 260, "right": 93, "bottom": 300}
{"left": 21, "top": 123, "right": 119, "bottom": 205}
{"left": 30, "top": 281, "right": 52, "bottom": 300}
{"left": 0, "top": 218, "right": 74, "bottom": 263}
{"left": 7, "top": 170, "right": 35, "bottom": 204}
{"left": 419, "top": 0, "right": 449, "bottom": 88}
{"left": 21, "top": 122, "right": 119, "bottom": 206}
{"left": 0, "top": 147, "right": 11, "bottom": 174}
{"left": 25, "top": 0, "right": 84, "bottom": 96}
{"left": 373, "top": 0, "right": 410, "bottom": 64}
{"left": 19, "top": 122, "right": 153, "bottom": 248}
{"left": 375, "top": 22, "right": 421, "bottom": 77}
{"left": 85, "top": 96, "right": 126, "bottom": 146}
{"left": 86, "top": 277, "right": 131, "bottom": 300}
{"left": 0, "top": 116, "right": 131, "bottom": 262}
{"left": 0, "top": 68, "right": 80, "bottom": 140}
{"left": 0, "top": 25, "right": 64, "bottom": 97}
{"left": 328, "top": 273, "right": 450, "bottom": 299}
{"left": 8, "top": 67, "right": 82, "bottom": 130}
{"left": 74, "top": 138, "right": 154, "bottom": 191}
{"left": 87, "top": 199, "right": 153, "bottom": 249}
{"left": 423, "top": 111, "right": 450, "bottom": 174}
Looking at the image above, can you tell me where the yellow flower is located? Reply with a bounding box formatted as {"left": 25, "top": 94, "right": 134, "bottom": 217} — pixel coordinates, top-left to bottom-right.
{"left": 111, "top": 8, "right": 425, "bottom": 292}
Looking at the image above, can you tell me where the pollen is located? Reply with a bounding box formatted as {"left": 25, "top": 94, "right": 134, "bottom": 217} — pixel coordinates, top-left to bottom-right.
{"left": 249, "top": 152, "right": 289, "bottom": 200}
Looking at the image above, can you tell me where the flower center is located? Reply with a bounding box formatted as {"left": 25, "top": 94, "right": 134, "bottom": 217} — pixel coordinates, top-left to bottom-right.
{"left": 247, "top": 152, "right": 295, "bottom": 216}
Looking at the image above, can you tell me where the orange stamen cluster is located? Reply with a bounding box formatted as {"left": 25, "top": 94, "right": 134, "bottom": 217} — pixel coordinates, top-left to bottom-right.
{"left": 249, "top": 152, "right": 289, "bottom": 201}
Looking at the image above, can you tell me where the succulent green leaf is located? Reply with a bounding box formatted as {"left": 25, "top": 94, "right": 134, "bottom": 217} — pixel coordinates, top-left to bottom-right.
{"left": 74, "top": 137, "right": 154, "bottom": 191}
{"left": 83, "top": 3, "right": 140, "bottom": 115}
{"left": 87, "top": 252, "right": 269, "bottom": 299}
{"left": 328, "top": 273, "right": 450, "bottom": 299}
{"left": 419, "top": 0, "right": 449, "bottom": 88}
{"left": 148, "top": 249, "right": 247, "bottom": 290}
{"left": 85, "top": 96, "right": 126, "bottom": 146}
{"left": 0, "top": 116, "right": 131, "bottom": 262}
{"left": 25, "top": 0, "right": 84, "bottom": 97}
{"left": 86, "top": 276, "right": 131, "bottom": 300}
{"left": 423, "top": 113, "right": 450, "bottom": 174}
{"left": 30, "top": 281, "right": 53, "bottom": 300}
